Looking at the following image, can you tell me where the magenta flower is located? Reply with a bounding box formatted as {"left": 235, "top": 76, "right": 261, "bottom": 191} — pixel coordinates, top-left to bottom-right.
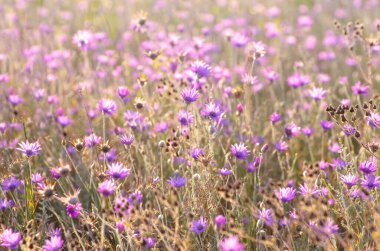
{"left": 167, "top": 174, "right": 187, "bottom": 188}
{"left": 98, "top": 99, "right": 117, "bottom": 115}
{"left": 276, "top": 187, "right": 297, "bottom": 202}
{"left": 341, "top": 174, "right": 359, "bottom": 188}
{"left": 214, "top": 215, "right": 226, "bottom": 228}
{"left": 16, "top": 140, "right": 42, "bottom": 157}
{"left": 107, "top": 162, "right": 130, "bottom": 179}
{"left": 298, "top": 183, "right": 319, "bottom": 197}
{"left": 351, "top": 81, "right": 369, "bottom": 95}
{"left": 367, "top": 112, "right": 380, "bottom": 128}
{"left": 84, "top": 133, "right": 102, "bottom": 147}
{"left": 43, "top": 235, "right": 64, "bottom": 251}
{"left": 181, "top": 88, "right": 199, "bottom": 104}
{"left": 191, "top": 60, "right": 211, "bottom": 78}
{"left": 66, "top": 202, "right": 82, "bottom": 218}
{"left": 177, "top": 110, "right": 194, "bottom": 126}
{"left": 230, "top": 143, "right": 249, "bottom": 160}
{"left": 202, "top": 102, "right": 222, "bottom": 120}
{"left": 257, "top": 208, "right": 274, "bottom": 226}
{"left": 72, "top": 30, "right": 93, "bottom": 50}
{"left": 191, "top": 216, "right": 208, "bottom": 234}
{"left": 361, "top": 174, "right": 380, "bottom": 190}
{"left": 119, "top": 134, "right": 134, "bottom": 146}
{"left": 308, "top": 87, "right": 327, "bottom": 101}
{"left": 359, "top": 159, "right": 377, "bottom": 174}
{"left": 98, "top": 179, "right": 116, "bottom": 196}
{"left": 0, "top": 228, "right": 22, "bottom": 249}
{"left": 220, "top": 236, "right": 245, "bottom": 251}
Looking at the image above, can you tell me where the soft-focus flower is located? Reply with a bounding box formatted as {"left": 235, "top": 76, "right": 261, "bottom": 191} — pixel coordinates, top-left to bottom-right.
{"left": 191, "top": 216, "right": 208, "bottom": 234}
{"left": 119, "top": 134, "right": 134, "bottom": 146}
{"left": 66, "top": 203, "right": 82, "bottom": 218}
{"left": 191, "top": 60, "right": 211, "bottom": 78}
{"left": 177, "top": 110, "right": 194, "bottom": 126}
{"left": 308, "top": 87, "right": 327, "bottom": 101}
{"left": 351, "top": 81, "right": 369, "bottom": 95}
{"left": 98, "top": 99, "right": 117, "bottom": 115}
{"left": 257, "top": 208, "right": 274, "bottom": 226}
{"left": 220, "top": 236, "right": 245, "bottom": 251}
{"left": 43, "top": 235, "right": 64, "bottom": 251}
{"left": 359, "top": 159, "right": 377, "bottom": 174}
{"left": 0, "top": 228, "right": 22, "bottom": 249}
{"left": 276, "top": 187, "right": 297, "bottom": 202}
{"left": 214, "top": 215, "right": 226, "bottom": 228}
{"left": 2, "top": 177, "right": 23, "bottom": 191}
{"left": 230, "top": 143, "right": 249, "bottom": 160}
{"left": 361, "top": 174, "right": 380, "bottom": 190}
{"left": 84, "top": 133, "right": 101, "bottom": 147}
{"left": 167, "top": 174, "right": 187, "bottom": 188}
{"left": 219, "top": 167, "right": 232, "bottom": 176}
{"left": 341, "top": 174, "right": 358, "bottom": 188}
{"left": 98, "top": 179, "right": 116, "bottom": 196}
{"left": 367, "top": 112, "right": 380, "bottom": 127}
{"left": 320, "top": 120, "right": 334, "bottom": 131}
{"left": 0, "top": 198, "right": 14, "bottom": 211}
{"left": 270, "top": 112, "right": 281, "bottom": 124}
{"left": 275, "top": 141, "right": 288, "bottom": 152}
{"left": 284, "top": 123, "right": 301, "bottom": 138}
{"left": 181, "top": 88, "right": 199, "bottom": 104}
{"left": 298, "top": 183, "right": 319, "bottom": 197}
{"left": 16, "top": 140, "right": 42, "bottom": 157}
{"left": 107, "top": 162, "right": 130, "bottom": 179}
{"left": 72, "top": 30, "right": 93, "bottom": 50}
{"left": 201, "top": 102, "right": 221, "bottom": 120}
{"left": 8, "top": 95, "right": 24, "bottom": 106}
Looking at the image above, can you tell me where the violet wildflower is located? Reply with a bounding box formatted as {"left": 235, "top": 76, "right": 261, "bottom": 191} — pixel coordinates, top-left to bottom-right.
{"left": 342, "top": 123, "right": 356, "bottom": 136}
{"left": 0, "top": 198, "right": 14, "bottom": 211}
{"left": 2, "top": 177, "right": 23, "bottom": 192}
{"left": 0, "top": 228, "right": 22, "bottom": 249}
{"left": 177, "top": 110, "right": 194, "bottom": 126}
{"left": 66, "top": 203, "right": 82, "bottom": 218}
{"left": 84, "top": 133, "right": 102, "bottom": 147}
{"left": 214, "top": 215, "right": 226, "bottom": 228}
{"left": 351, "top": 81, "right": 369, "bottom": 95}
{"left": 220, "top": 236, "right": 245, "bottom": 251}
{"left": 98, "top": 179, "right": 116, "bottom": 196}
{"left": 167, "top": 174, "right": 187, "bottom": 188}
{"left": 367, "top": 112, "right": 380, "bottom": 128}
{"left": 308, "top": 87, "right": 327, "bottom": 101}
{"left": 117, "top": 86, "right": 129, "bottom": 99}
{"left": 191, "top": 216, "right": 208, "bottom": 234}
{"left": 191, "top": 60, "right": 211, "bottom": 78}
{"left": 320, "top": 120, "right": 334, "bottom": 131}
{"left": 107, "top": 162, "right": 130, "bottom": 179}
{"left": 298, "top": 183, "right": 319, "bottom": 197}
{"left": 219, "top": 167, "right": 232, "bottom": 176}
{"left": 7, "top": 94, "right": 23, "bottom": 106}
{"left": 57, "top": 116, "right": 72, "bottom": 128}
{"left": 318, "top": 219, "right": 339, "bottom": 237}
{"left": 230, "top": 143, "right": 249, "bottom": 160}
{"left": 270, "top": 112, "right": 281, "bottom": 124}
{"left": 302, "top": 127, "right": 314, "bottom": 137}
{"left": 191, "top": 147, "right": 204, "bottom": 160}
{"left": 257, "top": 208, "right": 274, "bottom": 226}
{"left": 202, "top": 102, "right": 222, "bottom": 120}
{"left": 341, "top": 174, "right": 358, "bottom": 188}
{"left": 31, "top": 173, "right": 44, "bottom": 184}
{"left": 361, "top": 174, "right": 380, "bottom": 190}
{"left": 276, "top": 187, "right": 297, "bottom": 202}
{"left": 284, "top": 123, "right": 301, "bottom": 138}
{"left": 119, "top": 134, "right": 134, "bottom": 146}
{"left": 181, "top": 88, "right": 199, "bottom": 104}
{"left": 43, "top": 235, "right": 64, "bottom": 251}
{"left": 16, "top": 140, "right": 42, "bottom": 157}
{"left": 275, "top": 141, "right": 288, "bottom": 152}
{"left": 359, "top": 159, "right": 377, "bottom": 174}
{"left": 145, "top": 237, "right": 155, "bottom": 249}
{"left": 98, "top": 99, "right": 117, "bottom": 115}
{"left": 72, "top": 30, "right": 93, "bottom": 50}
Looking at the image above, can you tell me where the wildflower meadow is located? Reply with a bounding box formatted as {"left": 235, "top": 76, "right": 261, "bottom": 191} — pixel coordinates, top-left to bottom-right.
{"left": 1, "top": 0, "right": 380, "bottom": 250}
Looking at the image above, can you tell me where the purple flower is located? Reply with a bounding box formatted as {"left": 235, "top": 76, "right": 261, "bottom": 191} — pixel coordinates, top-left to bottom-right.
{"left": 257, "top": 208, "right": 274, "bottom": 226}
{"left": 117, "top": 86, "right": 129, "bottom": 99}
{"left": 7, "top": 94, "right": 24, "bottom": 106}
{"left": 43, "top": 235, "right": 64, "bottom": 251}
{"left": 361, "top": 174, "right": 380, "bottom": 190}
{"left": 98, "top": 179, "right": 116, "bottom": 196}
{"left": 320, "top": 120, "right": 334, "bottom": 131}
{"left": 167, "top": 174, "right": 187, "bottom": 188}
{"left": 284, "top": 123, "right": 301, "bottom": 138}
{"left": 275, "top": 141, "right": 288, "bottom": 152}
{"left": 57, "top": 116, "right": 72, "bottom": 128}
{"left": 231, "top": 33, "right": 249, "bottom": 48}
{"left": 0, "top": 198, "right": 14, "bottom": 211}
{"left": 276, "top": 187, "right": 297, "bottom": 202}
{"left": 0, "top": 228, "right": 22, "bottom": 249}
{"left": 302, "top": 127, "right": 314, "bottom": 137}
{"left": 72, "top": 30, "right": 93, "bottom": 50}
{"left": 342, "top": 123, "right": 356, "bottom": 136}
{"left": 66, "top": 202, "right": 82, "bottom": 218}
{"left": 332, "top": 157, "right": 349, "bottom": 169}
{"left": 98, "top": 99, "right": 117, "bottom": 115}
{"left": 359, "top": 159, "right": 377, "bottom": 174}
{"left": 191, "top": 60, "right": 211, "bottom": 78}
{"left": 84, "top": 133, "right": 102, "bottom": 147}
{"left": 317, "top": 219, "right": 339, "bottom": 237}
{"left": 214, "top": 215, "right": 226, "bottom": 228}
{"left": 367, "top": 112, "right": 380, "bottom": 127}
{"left": 352, "top": 81, "right": 369, "bottom": 95}
{"left": 107, "top": 162, "right": 130, "bottom": 179}
{"left": 2, "top": 177, "right": 23, "bottom": 191}
{"left": 270, "top": 112, "right": 281, "bottom": 124}
{"left": 245, "top": 162, "right": 256, "bottom": 173}
{"left": 202, "top": 102, "right": 222, "bottom": 121}
{"left": 181, "top": 88, "right": 199, "bottom": 104}
{"left": 177, "top": 110, "right": 194, "bottom": 126}
{"left": 220, "top": 236, "right": 245, "bottom": 251}
{"left": 16, "top": 140, "right": 42, "bottom": 157}
{"left": 230, "top": 143, "right": 249, "bottom": 160}
{"left": 145, "top": 237, "right": 155, "bottom": 249}
{"left": 191, "top": 148, "right": 204, "bottom": 160}
{"left": 298, "top": 183, "right": 319, "bottom": 197}
{"left": 308, "top": 87, "right": 327, "bottom": 101}
{"left": 119, "top": 134, "right": 134, "bottom": 146}
{"left": 191, "top": 216, "right": 208, "bottom": 234}
{"left": 341, "top": 174, "right": 358, "bottom": 188}
{"left": 31, "top": 173, "right": 44, "bottom": 184}
{"left": 219, "top": 167, "right": 232, "bottom": 176}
